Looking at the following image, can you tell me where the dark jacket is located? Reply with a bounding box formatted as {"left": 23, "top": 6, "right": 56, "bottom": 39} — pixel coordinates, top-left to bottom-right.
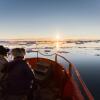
{"left": 2, "top": 58, "right": 34, "bottom": 95}
{"left": 0, "top": 55, "right": 8, "bottom": 80}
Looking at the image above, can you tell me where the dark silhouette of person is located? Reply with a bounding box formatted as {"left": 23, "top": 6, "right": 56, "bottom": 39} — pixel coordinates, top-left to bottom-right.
{"left": 1, "top": 48, "right": 34, "bottom": 100}
{"left": 0, "top": 45, "right": 9, "bottom": 80}
{"left": 0, "top": 46, "right": 9, "bottom": 99}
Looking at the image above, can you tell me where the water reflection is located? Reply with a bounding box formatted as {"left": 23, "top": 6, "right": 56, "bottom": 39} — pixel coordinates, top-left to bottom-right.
{"left": 56, "top": 42, "right": 60, "bottom": 52}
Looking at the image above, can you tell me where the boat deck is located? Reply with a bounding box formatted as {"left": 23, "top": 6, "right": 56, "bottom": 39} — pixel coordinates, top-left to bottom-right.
{"left": 26, "top": 57, "right": 84, "bottom": 100}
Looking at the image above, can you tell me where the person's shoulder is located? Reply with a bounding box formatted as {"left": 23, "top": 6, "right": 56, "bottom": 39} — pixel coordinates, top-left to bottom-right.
{"left": 19, "top": 59, "right": 27, "bottom": 64}
{"left": 0, "top": 57, "right": 8, "bottom": 64}
{"left": 4, "top": 61, "right": 13, "bottom": 67}
{"left": 8, "top": 60, "right": 16, "bottom": 64}
{"left": 5, "top": 60, "right": 19, "bottom": 67}
{"left": 1, "top": 60, "right": 14, "bottom": 72}
{"left": 17, "top": 59, "right": 28, "bottom": 67}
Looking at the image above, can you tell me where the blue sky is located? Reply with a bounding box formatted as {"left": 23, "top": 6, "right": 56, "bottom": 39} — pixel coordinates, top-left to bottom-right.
{"left": 0, "top": 0, "right": 100, "bottom": 39}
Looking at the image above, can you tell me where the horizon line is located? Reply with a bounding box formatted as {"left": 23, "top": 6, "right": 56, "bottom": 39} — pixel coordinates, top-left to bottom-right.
{"left": 0, "top": 38, "right": 100, "bottom": 41}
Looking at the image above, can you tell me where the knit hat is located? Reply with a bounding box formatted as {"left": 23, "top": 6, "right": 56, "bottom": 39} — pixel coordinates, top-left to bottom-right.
{"left": 11, "top": 48, "right": 25, "bottom": 58}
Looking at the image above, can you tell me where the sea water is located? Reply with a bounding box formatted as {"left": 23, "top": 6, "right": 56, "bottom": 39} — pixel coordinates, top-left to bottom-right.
{"left": 1, "top": 40, "right": 100, "bottom": 99}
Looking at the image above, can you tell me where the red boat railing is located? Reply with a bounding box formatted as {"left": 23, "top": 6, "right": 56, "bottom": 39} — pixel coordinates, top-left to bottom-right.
{"left": 29, "top": 50, "right": 94, "bottom": 100}
{"left": 55, "top": 53, "right": 94, "bottom": 100}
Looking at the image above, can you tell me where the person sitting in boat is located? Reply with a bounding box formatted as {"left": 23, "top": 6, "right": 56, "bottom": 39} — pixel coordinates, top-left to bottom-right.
{"left": 1, "top": 48, "right": 34, "bottom": 100}
{"left": 33, "top": 61, "right": 61, "bottom": 100}
{"left": 0, "top": 45, "right": 9, "bottom": 80}
{"left": 0, "top": 45, "right": 9, "bottom": 98}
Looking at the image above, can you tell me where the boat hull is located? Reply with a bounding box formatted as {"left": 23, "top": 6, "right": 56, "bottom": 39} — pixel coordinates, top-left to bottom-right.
{"left": 26, "top": 57, "right": 84, "bottom": 100}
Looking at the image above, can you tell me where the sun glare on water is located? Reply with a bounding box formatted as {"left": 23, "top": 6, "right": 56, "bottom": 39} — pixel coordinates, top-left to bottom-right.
{"left": 55, "top": 34, "right": 60, "bottom": 52}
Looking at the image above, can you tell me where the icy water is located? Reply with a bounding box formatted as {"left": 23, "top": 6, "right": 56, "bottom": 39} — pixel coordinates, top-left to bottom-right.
{"left": 1, "top": 40, "right": 100, "bottom": 99}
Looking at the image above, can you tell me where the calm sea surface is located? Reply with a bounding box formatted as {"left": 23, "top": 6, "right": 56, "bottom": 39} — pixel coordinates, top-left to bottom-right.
{"left": 1, "top": 41, "right": 100, "bottom": 99}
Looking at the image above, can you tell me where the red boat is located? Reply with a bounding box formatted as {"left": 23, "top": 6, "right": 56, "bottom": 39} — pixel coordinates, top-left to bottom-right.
{"left": 26, "top": 51, "right": 94, "bottom": 100}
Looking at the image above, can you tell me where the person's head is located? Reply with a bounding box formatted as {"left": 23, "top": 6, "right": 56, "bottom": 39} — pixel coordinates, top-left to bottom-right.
{"left": 0, "top": 45, "right": 9, "bottom": 56}
{"left": 11, "top": 48, "right": 26, "bottom": 59}
{"left": 34, "top": 62, "right": 52, "bottom": 81}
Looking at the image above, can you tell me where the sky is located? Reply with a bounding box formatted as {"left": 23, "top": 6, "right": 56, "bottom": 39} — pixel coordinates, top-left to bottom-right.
{"left": 0, "top": 0, "right": 100, "bottom": 40}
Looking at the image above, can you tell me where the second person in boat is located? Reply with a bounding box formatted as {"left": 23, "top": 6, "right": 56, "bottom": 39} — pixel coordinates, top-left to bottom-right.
{"left": 1, "top": 48, "right": 34, "bottom": 100}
